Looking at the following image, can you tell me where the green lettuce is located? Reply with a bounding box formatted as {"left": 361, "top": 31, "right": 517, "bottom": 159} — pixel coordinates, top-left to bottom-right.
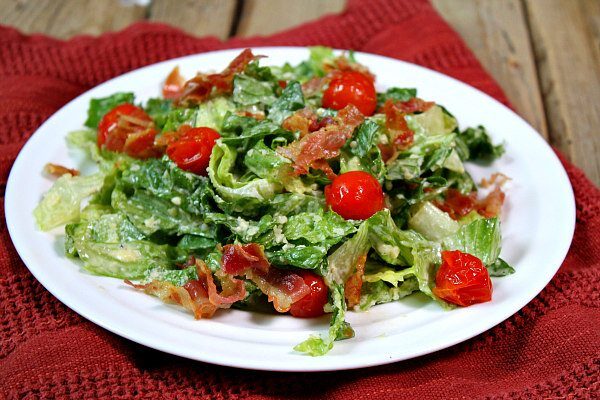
{"left": 442, "top": 217, "right": 502, "bottom": 266}
{"left": 65, "top": 209, "right": 175, "bottom": 279}
{"left": 294, "top": 283, "right": 354, "bottom": 356}
{"left": 358, "top": 278, "right": 419, "bottom": 310}
{"left": 232, "top": 74, "right": 276, "bottom": 107}
{"left": 268, "top": 81, "right": 305, "bottom": 125}
{"left": 340, "top": 120, "right": 386, "bottom": 180}
{"left": 34, "top": 172, "right": 105, "bottom": 231}
{"left": 376, "top": 87, "right": 417, "bottom": 108}
{"left": 209, "top": 141, "right": 281, "bottom": 214}
{"left": 442, "top": 217, "right": 514, "bottom": 276}
{"left": 456, "top": 125, "right": 504, "bottom": 161}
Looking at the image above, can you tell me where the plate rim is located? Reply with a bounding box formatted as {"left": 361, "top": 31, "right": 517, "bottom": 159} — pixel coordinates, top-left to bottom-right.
{"left": 4, "top": 46, "right": 576, "bottom": 371}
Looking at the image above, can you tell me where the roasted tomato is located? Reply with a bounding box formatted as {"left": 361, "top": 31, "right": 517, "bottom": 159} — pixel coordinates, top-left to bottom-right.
{"left": 97, "top": 103, "right": 158, "bottom": 159}
{"left": 432, "top": 250, "right": 492, "bottom": 306}
{"left": 322, "top": 71, "right": 377, "bottom": 116}
{"left": 289, "top": 270, "right": 328, "bottom": 318}
{"left": 166, "top": 127, "right": 220, "bottom": 175}
{"left": 325, "top": 171, "right": 385, "bottom": 220}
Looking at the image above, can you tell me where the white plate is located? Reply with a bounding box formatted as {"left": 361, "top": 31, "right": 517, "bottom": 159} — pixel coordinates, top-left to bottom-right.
{"left": 5, "top": 47, "right": 575, "bottom": 371}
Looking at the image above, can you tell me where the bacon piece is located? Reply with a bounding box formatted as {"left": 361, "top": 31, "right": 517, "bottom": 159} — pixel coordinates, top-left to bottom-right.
{"left": 125, "top": 258, "right": 246, "bottom": 319}
{"left": 154, "top": 124, "right": 193, "bottom": 150}
{"left": 222, "top": 243, "right": 270, "bottom": 275}
{"left": 236, "top": 110, "right": 266, "bottom": 121}
{"left": 277, "top": 104, "right": 364, "bottom": 177}
{"left": 126, "top": 279, "right": 218, "bottom": 319}
{"left": 163, "top": 66, "right": 186, "bottom": 99}
{"left": 393, "top": 98, "right": 434, "bottom": 114}
{"left": 44, "top": 163, "right": 79, "bottom": 177}
{"left": 282, "top": 108, "right": 318, "bottom": 138}
{"left": 301, "top": 76, "right": 329, "bottom": 98}
{"left": 380, "top": 98, "right": 436, "bottom": 161}
{"left": 198, "top": 261, "right": 246, "bottom": 307}
{"left": 177, "top": 49, "right": 261, "bottom": 106}
{"left": 323, "top": 54, "right": 375, "bottom": 81}
{"left": 220, "top": 243, "right": 310, "bottom": 313}
{"left": 435, "top": 187, "right": 506, "bottom": 220}
{"left": 477, "top": 186, "right": 506, "bottom": 218}
{"left": 246, "top": 268, "right": 310, "bottom": 313}
{"left": 480, "top": 172, "right": 511, "bottom": 189}
{"left": 435, "top": 189, "right": 477, "bottom": 220}
{"left": 344, "top": 254, "right": 367, "bottom": 308}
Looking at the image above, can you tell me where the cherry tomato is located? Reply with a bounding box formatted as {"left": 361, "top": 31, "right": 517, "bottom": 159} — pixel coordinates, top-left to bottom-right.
{"left": 289, "top": 270, "right": 328, "bottom": 318}
{"left": 322, "top": 71, "right": 377, "bottom": 116}
{"left": 166, "top": 127, "right": 220, "bottom": 175}
{"left": 97, "top": 103, "right": 158, "bottom": 158}
{"left": 432, "top": 250, "right": 492, "bottom": 306}
{"left": 325, "top": 171, "right": 384, "bottom": 220}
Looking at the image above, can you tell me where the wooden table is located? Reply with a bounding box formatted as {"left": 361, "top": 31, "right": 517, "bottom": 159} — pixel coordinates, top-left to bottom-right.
{"left": 2, "top": 0, "right": 598, "bottom": 185}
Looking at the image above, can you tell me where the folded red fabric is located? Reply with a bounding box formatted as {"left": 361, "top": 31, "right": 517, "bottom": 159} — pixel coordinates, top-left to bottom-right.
{"left": 1, "top": 0, "right": 598, "bottom": 398}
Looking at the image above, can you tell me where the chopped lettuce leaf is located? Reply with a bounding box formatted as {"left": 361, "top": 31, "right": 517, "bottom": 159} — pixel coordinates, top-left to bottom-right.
{"left": 65, "top": 210, "right": 175, "bottom": 279}
{"left": 376, "top": 87, "right": 417, "bottom": 107}
{"left": 268, "top": 81, "right": 305, "bottom": 125}
{"left": 244, "top": 140, "right": 291, "bottom": 181}
{"left": 340, "top": 120, "right": 386, "bottom": 180}
{"left": 442, "top": 217, "right": 502, "bottom": 266}
{"left": 408, "top": 201, "right": 460, "bottom": 241}
{"left": 267, "top": 245, "right": 328, "bottom": 270}
{"left": 284, "top": 210, "right": 355, "bottom": 246}
{"left": 209, "top": 141, "right": 281, "bottom": 214}
{"left": 456, "top": 125, "right": 504, "bottom": 162}
{"left": 325, "top": 221, "right": 370, "bottom": 286}
{"left": 407, "top": 105, "right": 457, "bottom": 136}
{"left": 142, "top": 265, "right": 198, "bottom": 286}
{"left": 34, "top": 172, "right": 105, "bottom": 231}
{"left": 232, "top": 74, "right": 276, "bottom": 107}
{"left": 358, "top": 278, "right": 419, "bottom": 310}
{"left": 294, "top": 283, "right": 354, "bottom": 356}
{"left": 367, "top": 209, "right": 434, "bottom": 266}
{"left": 487, "top": 257, "right": 515, "bottom": 277}
{"left": 111, "top": 188, "right": 217, "bottom": 238}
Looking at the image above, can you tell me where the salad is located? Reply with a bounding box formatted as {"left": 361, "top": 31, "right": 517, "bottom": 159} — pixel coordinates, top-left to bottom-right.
{"left": 34, "top": 47, "right": 514, "bottom": 356}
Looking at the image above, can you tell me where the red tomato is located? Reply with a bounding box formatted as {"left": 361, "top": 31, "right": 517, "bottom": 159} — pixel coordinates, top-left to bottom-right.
{"left": 166, "top": 127, "right": 220, "bottom": 175}
{"left": 97, "top": 103, "right": 158, "bottom": 158}
{"left": 324, "top": 171, "right": 384, "bottom": 220}
{"left": 322, "top": 71, "right": 377, "bottom": 116}
{"left": 289, "top": 270, "right": 328, "bottom": 318}
{"left": 432, "top": 250, "right": 492, "bottom": 306}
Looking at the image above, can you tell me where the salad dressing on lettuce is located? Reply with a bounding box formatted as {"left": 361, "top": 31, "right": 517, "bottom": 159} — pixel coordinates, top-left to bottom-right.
{"left": 34, "top": 47, "right": 513, "bottom": 356}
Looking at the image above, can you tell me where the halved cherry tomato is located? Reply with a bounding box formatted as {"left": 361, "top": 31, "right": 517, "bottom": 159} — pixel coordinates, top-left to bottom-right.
{"left": 432, "top": 250, "right": 492, "bottom": 306}
{"left": 325, "top": 171, "right": 384, "bottom": 220}
{"left": 97, "top": 103, "right": 158, "bottom": 159}
{"left": 166, "top": 127, "right": 220, "bottom": 175}
{"left": 289, "top": 270, "right": 328, "bottom": 318}
{"left": 322, "top": 71, "right": 377, "bottom": 116}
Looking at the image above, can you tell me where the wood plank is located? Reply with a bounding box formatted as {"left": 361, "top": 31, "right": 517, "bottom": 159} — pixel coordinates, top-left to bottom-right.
{"left": 432, "top": 0, "right": 548, "bottom": 139}
{"left": 525, "top": 0, "right": 600, "bottom": 185}
{"left": 0, "top": 0, "right": 146, "bottom": 39}
{"left": 148, "top": 0, "right": 237, "bottom": 40}
{"left": 235, "top": 0, "right": 346, "bottom": 37}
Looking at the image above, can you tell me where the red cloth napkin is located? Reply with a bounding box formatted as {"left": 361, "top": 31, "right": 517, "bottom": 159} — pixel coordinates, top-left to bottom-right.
{"left": 1, "top": 0, "right": 598, "bottom": 398}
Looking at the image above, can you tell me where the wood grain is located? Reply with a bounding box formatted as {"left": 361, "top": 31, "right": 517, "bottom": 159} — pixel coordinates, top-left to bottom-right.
{"left": 149, "top": 0, "right": 237, "bottom": 40}
{"left": 0, "top": 0, "right": 146, "bottom": 39}
{"left": 525, "top": 0, "right": 600, "bottom": 185}
{"left": 235, "top": 0, "right": 346, "bottom": 37}
{"left": 432, "top": 0, "right": 548, "bottom": 139}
